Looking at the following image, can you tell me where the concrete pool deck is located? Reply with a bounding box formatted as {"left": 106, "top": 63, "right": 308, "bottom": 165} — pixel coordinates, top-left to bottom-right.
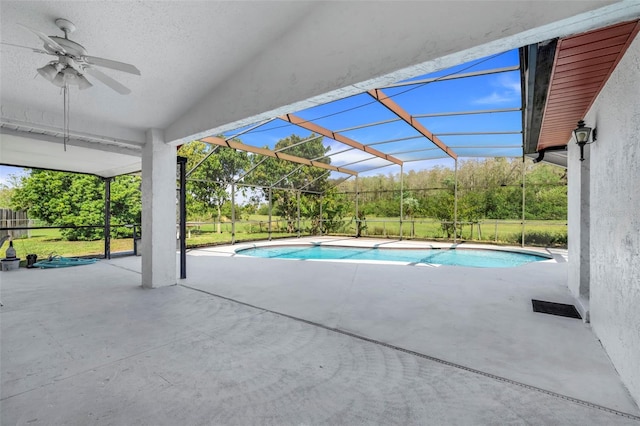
{"left": 1, "top": 237, "right": 638, "bottom": 424}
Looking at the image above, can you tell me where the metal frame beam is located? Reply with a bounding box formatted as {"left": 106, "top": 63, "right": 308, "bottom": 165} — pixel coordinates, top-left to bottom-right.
{"left": 280, "top": 114, "right": 403, "bottom": 165}
{"left": 334, "top": 118, "right": 400, "bottom": 133}
{"left": 336, "top": 155, "right": 381, "bottom": 168}
{"left": 234, "top": 135, "right": 324, "bottom": 184}
{"left": 225, "top": 117, "right": 276, "bottom": 141}
{"left": 367, "top": 88, "right": 457, "bottom": 160}
{"left": 355, "top": 162, "right": 399, "bottom": 175}
{"left": 232, "top": 181, "right": 322, "bottom": 195}
{"left": 381, "top": 65, "right": 520, "bottom": 89}
{"left": 434, "top": 131, "right": 522, "bottom": 136}
{"left": 186, "top": 145, "right": 219, "bottom": 177}
{"left": 271, "top": 165, "right": 304, "bottom": 188}
{"left": 401, "top": 156, "right": 452, "bottom": 163}
{"left": 414, "top": 107, "right": 521, "bottom": 118}
{"left": 445, "top": 145, "right": 523, "bottom": 149}
{"left": 231, "top": 182, "right": 236, "bottom": 244}
{"left": 367, "top": 135, "right": 424, "bottom": 147}
{"left": 325, "top": 146, "right": 356, "bottom": 158}
{"left": 177, "top": 156, "right": 187, "bottom": 279}
{"left": 328, "top": 174, "right": 355, "bottom": 191}
{"left": 388, "top": 147, "right": 440, "bottom": 156}
{"left": 200, "top": 136, "right": 357, "bottom": 176}
{"left": 103, "top": 177, "right": 111, "bottom": 259}
{"left": 454, "top": 159, "right": 459, "bottom": 243}
{"left": 299, "top": 171, "right": 331, "bottom": 191}
{"left": 332, "top": 107, "right": 522, "bottom": 134}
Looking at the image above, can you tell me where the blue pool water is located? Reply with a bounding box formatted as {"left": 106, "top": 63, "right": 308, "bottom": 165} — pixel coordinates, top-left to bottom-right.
{"left": 236, "top": 245, "right": 549, "bottom": 268}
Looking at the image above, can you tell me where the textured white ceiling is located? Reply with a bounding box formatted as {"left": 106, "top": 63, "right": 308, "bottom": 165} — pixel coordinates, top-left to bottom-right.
{"left": 0, "top": 1, "right": 316, "bottom": 131}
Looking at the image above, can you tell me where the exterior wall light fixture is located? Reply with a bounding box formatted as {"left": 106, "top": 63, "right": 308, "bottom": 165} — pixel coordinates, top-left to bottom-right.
{"left": 573, "top": 120, "right": 597, "bottom": 162}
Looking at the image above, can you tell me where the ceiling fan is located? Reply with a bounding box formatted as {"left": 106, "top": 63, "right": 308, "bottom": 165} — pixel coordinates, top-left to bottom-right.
{"left": 2, "top": 18, "right": 140, "bottom": 94}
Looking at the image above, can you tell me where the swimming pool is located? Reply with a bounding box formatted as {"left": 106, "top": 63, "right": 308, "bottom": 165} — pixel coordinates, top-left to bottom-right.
{"left": 236, "top": 245, "right": 550, "bottom": 268}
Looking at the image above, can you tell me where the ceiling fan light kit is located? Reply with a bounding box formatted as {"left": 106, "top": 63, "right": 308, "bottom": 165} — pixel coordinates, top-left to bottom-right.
{"left": 52, "top": 70, "right": 66, "bottom": 87}
{"left": 48, "top": 64, "right": 93, "bottom": 90}
{"left": 2, "top": 17, "right": 142, "bottom": 152}
{"left": 76, "top": 74, "right": 93, "bottom": 90}
{"left": 5, "top": 18, "right": 140, "bottom": 94}
{"left": 37, "top": 62, "right": 62, "bottom": 81}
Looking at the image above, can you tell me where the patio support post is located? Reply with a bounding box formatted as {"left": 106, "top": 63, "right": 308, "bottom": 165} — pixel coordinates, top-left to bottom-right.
{"left": 297, "top": 190, "right": 301, "bottom": 238}
{"left": 454, "top": 159, "right": 458, "bottom": 243}
{"left": 355, "top": 176, "right": 359, "bottom": 237}
{"left": 400, "top": 164, "right": 404, "bottom": 241}
{"left": 268, "top": 187, "right": 272, "bottom": 241}
{"left": 231, "top": 182, "right": 236, "bottom": 245}
{"left": 104, "top": 177, "right": 111, "bottom": 260}
{"left": 521, "top": 157, "right": 526, "bottom": 248}
{"left": 177, "top": 156, "right": 187, "bottom": 279}
{"left": 319, "top": 195, "right": 323, "bottom": 236}
{"left": 141, "top": 128, "right": 177, "bottom": 288}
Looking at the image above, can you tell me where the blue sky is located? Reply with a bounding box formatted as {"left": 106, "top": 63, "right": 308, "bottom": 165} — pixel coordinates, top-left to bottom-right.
{"left": 0, "top": 167, "right": 28, "bottom": 188}
{"left": 1, "top": 48, "right": 522, "bottom": 186}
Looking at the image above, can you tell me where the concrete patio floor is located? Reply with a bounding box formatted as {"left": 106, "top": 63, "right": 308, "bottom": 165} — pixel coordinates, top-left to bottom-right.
{"left": 1, "top": 237, "right": 638, "bottom": 425}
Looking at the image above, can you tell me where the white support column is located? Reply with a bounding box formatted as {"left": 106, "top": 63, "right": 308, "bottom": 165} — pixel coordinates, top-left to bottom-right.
{"left": 568, "top": 139, "right": 590, "bottom": 320}
{"left": 141, "top": 129, "right": 177, "bottom": 289}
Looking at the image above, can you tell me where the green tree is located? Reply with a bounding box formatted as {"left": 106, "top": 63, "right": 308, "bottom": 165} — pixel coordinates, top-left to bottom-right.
{"left": 246, "top": 134, "right": 345, "bottom": 233}
{"left": 338, "top": 158, "right": 566, "bottom": 224}
{"left": 178, "top": 141, "right": 250, "bottom": 232}
{"left": 0, "top": 184, "right": 15, "bottom": 208}
{"left": 402, "top": 194, "right": 419, "bottom": 219}
{"left": 320, "top": 187, "right": 351, "bottom": 234}
{"left": 110, "top": 175, "right": 142, "bottom": 230}
{"left": 11, "top": 170, "right": 141, "bottom": 241}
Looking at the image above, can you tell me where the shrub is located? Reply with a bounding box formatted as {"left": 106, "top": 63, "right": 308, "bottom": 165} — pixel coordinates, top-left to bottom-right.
{"left": 370, "top": 226, "right": 385, "bottom": 236}
{"left": 510, "top": 231, "right": 567, "bottom": 247}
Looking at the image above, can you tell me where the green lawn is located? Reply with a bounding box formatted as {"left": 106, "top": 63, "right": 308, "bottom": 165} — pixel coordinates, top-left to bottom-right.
{"left": 10, "top": 228, "right": 134, "bottom": 260}
{"left": 8, "top": 217, "right": 567, "bottom": 261}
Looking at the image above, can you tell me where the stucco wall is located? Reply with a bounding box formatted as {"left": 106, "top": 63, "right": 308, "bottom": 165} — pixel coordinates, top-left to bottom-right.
{"left": 584, "top": 32, "right": 640, "bottom": 405}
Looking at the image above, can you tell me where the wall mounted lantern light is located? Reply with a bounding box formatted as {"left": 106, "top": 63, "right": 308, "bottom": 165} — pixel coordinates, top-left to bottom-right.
{"left": 573, "top": 120, "right": 597, "bottom": 162}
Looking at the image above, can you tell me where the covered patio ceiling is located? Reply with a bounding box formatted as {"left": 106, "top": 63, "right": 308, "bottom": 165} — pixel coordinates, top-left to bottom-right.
{"left": 1, "top": 2, "right": 639, "bottom": 177}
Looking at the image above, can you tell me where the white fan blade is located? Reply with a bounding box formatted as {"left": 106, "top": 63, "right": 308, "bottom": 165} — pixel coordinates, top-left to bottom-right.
{"left": 84, "top": 66, "right": 131, "bottom": 95}
{"left": 18, "top": 23, "right": 66, "bottom": 54}
{"left": 84, "top": 56, "right": 140, "bottom": 75}
{"left": 0, "top": 41, "right": 51, "bottom": 55}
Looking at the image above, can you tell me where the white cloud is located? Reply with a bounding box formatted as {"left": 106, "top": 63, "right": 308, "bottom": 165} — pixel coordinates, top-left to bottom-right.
{"left": 329, "top": 148, "right": 375, "bottom": 166}
{"left": 473, "top": 73, "right": 521, "bottom": 105}
{"left": 473, "top": 91, "right": 517, "bottom": 105}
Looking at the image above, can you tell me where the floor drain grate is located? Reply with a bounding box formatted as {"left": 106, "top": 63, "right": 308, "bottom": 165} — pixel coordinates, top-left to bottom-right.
{"left": 532, "top": 299, "right": 582, "bottom": 319}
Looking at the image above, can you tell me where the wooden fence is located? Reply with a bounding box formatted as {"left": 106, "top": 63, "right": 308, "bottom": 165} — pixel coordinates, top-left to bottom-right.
{"left": 0, "top": 209, "right": 29, "bottom": 238}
